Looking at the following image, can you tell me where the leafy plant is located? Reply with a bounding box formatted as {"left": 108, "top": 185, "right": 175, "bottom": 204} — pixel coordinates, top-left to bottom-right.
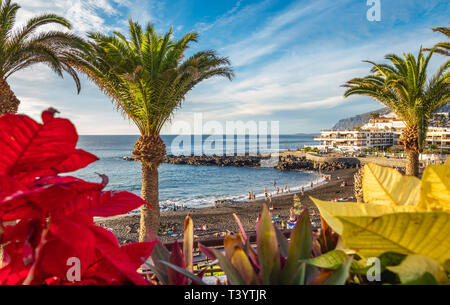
{"left": 198, "top": 206, "right": 352, "bottom": 285}
{"left": 0, "top": 110, "right": 156, "bottom": 284}
{"left": 311, "top": 162, "right": 450, "bottom": 284}
{"left": 143, "top": 214, "right": 209, "bottom": 285}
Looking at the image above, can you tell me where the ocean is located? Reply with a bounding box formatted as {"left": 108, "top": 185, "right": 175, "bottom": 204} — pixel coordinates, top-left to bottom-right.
{"left": 74, "top": 134, "right": 321, "bottom": 210}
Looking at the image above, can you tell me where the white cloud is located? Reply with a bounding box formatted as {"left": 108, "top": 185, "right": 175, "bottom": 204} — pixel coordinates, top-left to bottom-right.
{"left": 7, "top": 0, "right": 449, "bottom": 135}
{"left": 15, "top": 0, "right": 117, "bottom": 34}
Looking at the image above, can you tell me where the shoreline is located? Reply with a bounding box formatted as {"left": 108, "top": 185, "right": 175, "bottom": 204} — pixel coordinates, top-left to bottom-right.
{"left": 96, "top": 167, "right": 357, "bottom": 244}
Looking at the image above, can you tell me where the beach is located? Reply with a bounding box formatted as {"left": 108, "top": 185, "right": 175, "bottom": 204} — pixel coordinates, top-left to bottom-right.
{"left": 96, "top": 167, "right": 357, "bottom": 244}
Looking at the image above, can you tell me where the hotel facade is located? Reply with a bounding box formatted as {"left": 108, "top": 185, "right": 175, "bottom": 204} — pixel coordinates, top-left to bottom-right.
{"left": 313, "top": 113, "right": 450, "bottom": 152}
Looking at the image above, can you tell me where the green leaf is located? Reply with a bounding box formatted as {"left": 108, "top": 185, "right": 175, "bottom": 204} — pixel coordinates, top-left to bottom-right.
{"left": 257, "top": 205, "right": 280, "bottom": 284}
{"left": 148, "top": 241, "right": 171, "bottom": 284}
{"left": 211, "top": 249, "right": 246, "bottom": 285}
{"left": 280, "top": 211, "right": 312, "bottom": 284}
{"left": 307, "top": 250, "right": 348, "bottom": 270}
{"left": 324, "top": 257, "right": 353, "bottom": 285}
{"left": 159, "top": 261, "right": 206, "bottom": 285}
{"left": 275, "top": 227, "right": 289, "bottom": 258}
{"left": 290, "top": 261, "right": 306, "bottom": 285}
{"left": 387, "top": 255, "right": 448, "bottom": 284}
{"left": 402, "top": 272, "right": 438, "bottom": 285}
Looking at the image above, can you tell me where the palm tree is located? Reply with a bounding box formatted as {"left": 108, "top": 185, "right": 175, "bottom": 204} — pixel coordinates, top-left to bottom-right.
{"left": 343, "top": 49, "right": 449, "bottom": 176}
{"left": 0, "top": 0, "right": 83, "bottom": 115}
{"left": 424, "top": 26, "right": 449, "bottom": 56}
{"left": 69, "top": 20, "right": 234, "bottom": 241}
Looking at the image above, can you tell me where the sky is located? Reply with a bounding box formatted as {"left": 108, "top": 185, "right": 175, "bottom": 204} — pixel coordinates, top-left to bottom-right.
{"left": 10, "top": 0, "right": 450, "bottom": 135}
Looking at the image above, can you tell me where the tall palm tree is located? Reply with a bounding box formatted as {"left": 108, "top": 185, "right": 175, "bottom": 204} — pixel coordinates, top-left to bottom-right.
{"left": 424, "top": 26, "right": 450, "bottom": 56}
{"left": 69, "top": 20, "right": 234, "bottom": 241}
{"left": 343, "top": 49, "right": 449, "bottom": 176}
{"left": 0, "top": 0, "right": 83, "bottom": 115}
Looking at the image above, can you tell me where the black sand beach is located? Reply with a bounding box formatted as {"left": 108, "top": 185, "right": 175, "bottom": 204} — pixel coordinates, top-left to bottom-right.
{"left": 96, "top": 168, "right": 358, "bottom": 244}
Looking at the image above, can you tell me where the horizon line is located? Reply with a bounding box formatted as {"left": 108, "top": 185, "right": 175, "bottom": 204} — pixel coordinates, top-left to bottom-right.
{"left": 78, "top": 133, "right": 321, "bottom": 136}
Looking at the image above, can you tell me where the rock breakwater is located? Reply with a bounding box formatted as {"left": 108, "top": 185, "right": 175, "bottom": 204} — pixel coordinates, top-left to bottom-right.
{"left": 123, "top": 154, "right": 360, "bottom": 172}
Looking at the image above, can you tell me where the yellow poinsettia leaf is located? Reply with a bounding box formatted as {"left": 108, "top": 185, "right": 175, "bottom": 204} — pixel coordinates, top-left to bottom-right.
{"left": 387, "top": 255, "right": 448, "bottom": 284}
{"left": 311, "top": 197, "right": 418, "bottom": 235}
{"left": 337, "top": 212, "right": 450, "bottom": 265}
{"left": 418, "top": 164, "right": 450, "bottom": 212}
{"left": 363, "top": 163, "right": 420, "bottom": 206}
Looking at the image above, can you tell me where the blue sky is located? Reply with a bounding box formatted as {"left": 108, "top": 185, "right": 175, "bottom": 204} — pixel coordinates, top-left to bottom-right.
{"left": 10, "top": 0, "right": 450, "bottom": 134}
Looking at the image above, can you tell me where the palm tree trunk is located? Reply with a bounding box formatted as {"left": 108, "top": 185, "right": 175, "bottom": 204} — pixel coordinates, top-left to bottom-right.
{"left": 139, "top": 163, "right": 160, "bottom": 241}
{"left": 400, "top": 125, "right": 420, "bottom": 177}
{"left": 405, "top": 150, "right": 419, "bottom": 177}
{"left": 0, "top": 78, "right": 20, "bottom": 115}
{"left": 133, "top": 134, "right": 166, "bottom": 242}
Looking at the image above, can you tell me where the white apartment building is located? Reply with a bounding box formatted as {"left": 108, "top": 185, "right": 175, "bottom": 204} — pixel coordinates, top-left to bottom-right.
{"left": 313, "top": 113, "right": 450, "bottom": 152}
{"left": 426, "top": 127, "right": 450, "bottom": 150}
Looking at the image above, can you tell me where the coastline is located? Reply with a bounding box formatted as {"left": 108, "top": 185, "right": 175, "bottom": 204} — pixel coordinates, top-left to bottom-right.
{"left": 96, "top": 167, "right": 357, "bottom": 244}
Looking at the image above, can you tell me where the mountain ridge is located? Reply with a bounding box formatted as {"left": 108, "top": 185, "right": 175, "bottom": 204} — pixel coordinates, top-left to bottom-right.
{"left": 332, "top": 104, "right": 450, "bottom": 130}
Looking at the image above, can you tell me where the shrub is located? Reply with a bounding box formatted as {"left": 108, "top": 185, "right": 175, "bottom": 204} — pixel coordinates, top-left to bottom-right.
{"left": 311, "top": 161, "right": 450, "bottom": 284}
{"left": 196, "top": 206, "right": 351, "bottom": 285}
{"left": 0, "top": 110, "right": 156, "bottom": 285}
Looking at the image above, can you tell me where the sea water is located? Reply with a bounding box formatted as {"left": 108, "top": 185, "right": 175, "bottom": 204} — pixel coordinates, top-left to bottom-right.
{"left": 74, "top": 135, "right": 321, "bottom": 210}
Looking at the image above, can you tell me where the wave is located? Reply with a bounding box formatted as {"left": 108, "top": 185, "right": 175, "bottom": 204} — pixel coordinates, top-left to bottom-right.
{"left": 126, "top": 174, "right": 330, "bottom": 215}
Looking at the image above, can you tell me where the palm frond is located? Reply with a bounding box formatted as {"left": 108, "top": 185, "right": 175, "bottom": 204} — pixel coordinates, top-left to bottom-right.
{"left": 343, "top": 49, "right": 449, "bottom": 150}
{"left": 71, "top": 19, "right": 234, "bottom": 136}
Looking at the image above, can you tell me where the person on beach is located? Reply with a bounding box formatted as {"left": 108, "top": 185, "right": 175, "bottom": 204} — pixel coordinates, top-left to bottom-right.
{"left": 301, "top": 186, "right": 305, "bottom": 196}
{"left": 264, "top": 187, "right": 268, "bottom": 198}
{"left": 274, "top": 180, "right": 277, "bottom": 188}
{"left": 310, "top": 181, "right": 313, "bottom": 189}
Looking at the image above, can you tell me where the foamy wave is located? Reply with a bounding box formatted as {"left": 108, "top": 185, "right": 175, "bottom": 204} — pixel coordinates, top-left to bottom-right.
{"left": 126, "top": 174, "right": 330, "bottom": 214}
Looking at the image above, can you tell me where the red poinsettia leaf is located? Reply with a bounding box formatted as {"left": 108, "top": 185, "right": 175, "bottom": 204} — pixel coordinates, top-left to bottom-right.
{"left": 41, "top": 108, "right": 60, "bottom": 123}
{"left": 0, "top": 175, "right": 24, "bottom": 201}
{"left": 29, "top": 176, "right": 107, "bottom": 211}
{"left": 1, "top": 204, "right": 43, "bottom": 222}
{"left": 82, "top": 258, "right": 127, "bottom": 285}
{"left": 0, "top": 182, "right": 45, "bottom": 221}
{"left": 22, "top": 219, "right": 43, "bottom": 266}
{"left": 121, "top": 242, "right": 157, "bottom": 270}
{"left": 19, "top": 149, "right": 99, "bottom": 181}
{"left": 168, "top": 241, "right": 187, "bottom": 285}
{"left": 28, "top": 216, "right": 97, "bottom": 284}
{"left": 88, "top": 225, "right": 150, "bottom": 285}
{"left": 2, "top": 219, "right": 33, "bottom": 243}
{"left": 54, "top": 149, "right": 98, "bottom": 173}
{"left": 33, "top": 175, "right": 107, "bottom": 192}
{"left": 1, "top": 175, "right": 107, "bottom": 218}
{"left": 0, "top": 242, "right": 31, "bottom": 285}
{"left": 0, "top": 113, "right": 77, "bottom": 178}
{"left": 59, "top": 191, "right": 149, "bottom": 218}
